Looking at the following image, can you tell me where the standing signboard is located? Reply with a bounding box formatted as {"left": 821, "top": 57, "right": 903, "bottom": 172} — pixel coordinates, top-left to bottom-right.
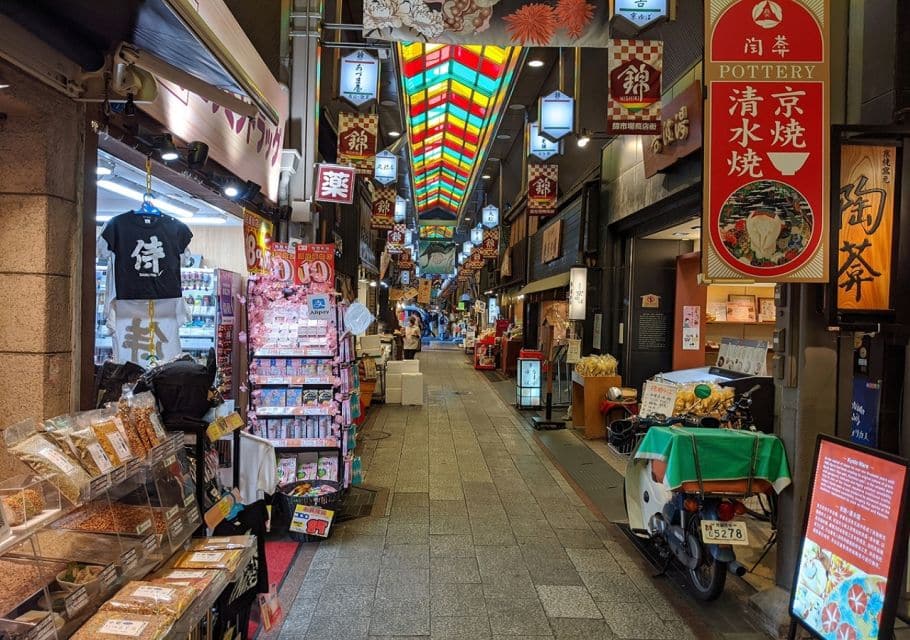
{"left": 704, "top": 0, "right": 830, "bottom": 283}
{"left": 835, "top": 144, "right": 898, "bottom": 314}
{"left": 790, "top": 436, "right": 910, "bottom": 640}
{"left": 243, "top": 210, "right": 273, "bottom": 275}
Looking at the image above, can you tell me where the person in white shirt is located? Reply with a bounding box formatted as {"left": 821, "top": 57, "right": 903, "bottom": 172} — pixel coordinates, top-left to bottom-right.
{"left": 403, "top": 315, "right": 421, "bottom": 359}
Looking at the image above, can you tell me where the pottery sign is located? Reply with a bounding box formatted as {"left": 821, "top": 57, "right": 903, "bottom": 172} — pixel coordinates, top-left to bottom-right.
{"left": 703, "top": 0, "right": 830, "bottom": 282}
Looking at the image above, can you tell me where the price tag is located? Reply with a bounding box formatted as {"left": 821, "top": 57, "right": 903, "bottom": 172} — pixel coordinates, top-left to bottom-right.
{"left": 188, "top": 506, "right": 202, "bottom": 527}
{"left": 26, "top": 615, "right": 56, "bottom": 640}
{"left": 64, "top": 585, "right": 89, "bottom": 618}
{"left": 127, "top": 458, "right": 143, "bottom": 476}
{"left": 183, "top": 493, "right": 196, "bottom": 508}
{"left": 119, "top": 548, "right": 138, "bottom": 573}
{"left": 89, "top": 473, "right": 111, "bottom": 499}
{"left": 204, "top": 492, "right": 236, "bottom": 529}
{"left": 290, "top": 504, "right": 334, "bottom": 538}
{"left": 98, "top": 564, "right": 118, "bottom": 590}
{"left": 150, "top": 442, "right": 167, "bottom": 464}
{"left": 135, "top": 519, "right": 152, "bottom": 535}
{"left": 168, "top": 516, "right": 185, "bottom": 541}
{"left": 166, "top": 506, "right": 179, "bottom": 521}
{"left": 142, "top": 534, "right": 158, "bottom": 556}
{"left": 111, "top": 465, "right": 128, "bottom": 485}
{"left": 162, "top": 455, "right": 177, "bottom": 470}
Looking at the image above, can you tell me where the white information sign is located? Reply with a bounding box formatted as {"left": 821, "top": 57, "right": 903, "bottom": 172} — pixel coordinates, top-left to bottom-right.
{"left": 339, "top": 50, "right": 379, "bottom": 106}
{"left": 373, "top": 150, "right": 397, "bottom": 185}
{"left": 639, "top": 379, "right": 678, "bottom": 419}
{"left": 539, "top": 90, "right": 574, "bottom": 142}
{"left": 613, "top": 0, "right": 668, "bottom": 29}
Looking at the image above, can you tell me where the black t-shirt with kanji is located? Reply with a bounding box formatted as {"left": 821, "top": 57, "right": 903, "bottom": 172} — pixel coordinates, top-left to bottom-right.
{"left": 101, "top": 212, "right": 193, "bottom": 300}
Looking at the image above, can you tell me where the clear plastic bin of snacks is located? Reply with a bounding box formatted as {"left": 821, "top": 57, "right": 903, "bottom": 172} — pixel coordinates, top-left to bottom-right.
{"left": 0, "top": 475, "right": 62, "bottom": 541}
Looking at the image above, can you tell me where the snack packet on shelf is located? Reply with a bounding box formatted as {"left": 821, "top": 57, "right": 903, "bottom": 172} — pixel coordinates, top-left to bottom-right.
{"left": 101, "top": 581, "right": 197, "bottom": 619}
{"left": 6, "top": 420, "right": 90, "bottom": 504}
{"left": 70, "top": 611, "right": 173, "bottom": 640}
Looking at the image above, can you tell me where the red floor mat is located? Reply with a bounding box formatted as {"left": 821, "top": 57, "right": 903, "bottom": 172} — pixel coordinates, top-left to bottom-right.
{"left": 247, "top": 540, "right": 300, "bottom": 638}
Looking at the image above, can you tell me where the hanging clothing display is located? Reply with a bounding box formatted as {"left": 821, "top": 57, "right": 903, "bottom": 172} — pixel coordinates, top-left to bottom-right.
{"left": 238, "top": 431, "right": 278, "bottom": 504}
{"left": 98, "top": 212, "right": 193, "bottom": 301}
{"left": 111, "top": 298, "right": 187, "bottom": 364}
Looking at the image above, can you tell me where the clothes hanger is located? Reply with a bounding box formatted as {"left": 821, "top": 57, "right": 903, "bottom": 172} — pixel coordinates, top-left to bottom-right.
{"left": 136, "top": 156, "right": 161, "bottom": 216}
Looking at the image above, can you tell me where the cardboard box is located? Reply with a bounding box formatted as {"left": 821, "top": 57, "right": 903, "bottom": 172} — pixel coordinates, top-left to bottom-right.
{"left": 387, "top": 360, "right": 420, "bottom": 375}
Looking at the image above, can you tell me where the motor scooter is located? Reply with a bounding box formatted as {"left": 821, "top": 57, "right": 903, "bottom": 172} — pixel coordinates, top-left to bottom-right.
{"left": 623, "top": 390, "right": 787, "bottom": 601}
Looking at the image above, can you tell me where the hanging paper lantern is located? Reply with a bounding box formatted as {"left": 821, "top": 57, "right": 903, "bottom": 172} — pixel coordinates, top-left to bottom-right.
{"left": 482, "top": 204, "right": 499, "bottom": 229}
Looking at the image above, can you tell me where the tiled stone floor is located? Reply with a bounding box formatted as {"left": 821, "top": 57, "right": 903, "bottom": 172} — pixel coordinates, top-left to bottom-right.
{"left": 278, "top": 351, "right": 737, "bottom": 639}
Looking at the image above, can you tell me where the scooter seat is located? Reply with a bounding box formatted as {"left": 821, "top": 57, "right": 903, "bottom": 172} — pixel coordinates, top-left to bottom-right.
{"left": 650, "top": 459, "right": 773, "bottom": 495}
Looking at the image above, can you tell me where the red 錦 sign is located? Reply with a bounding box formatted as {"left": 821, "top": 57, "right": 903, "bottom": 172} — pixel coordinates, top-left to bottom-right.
{"left": 315, "top": 164, "right": 356, "bottom": 204}
{"left": 386, "top": 224, "right": 406, "bottom": 254}
{"left": 371, "top": 186, "right": 396, "bottom": 230}
{"left": 607, "top": 39, "right": 663, "bottom": 135}
{"left": 791, "top": 437, "right": 910, "bottom": 640}
{"left": 528, "top": 164, "right": 558, "bottom": 216}
{"left": 704, "top": 0, "right": 830, "bottom": 282}
{"left": 294, "top": 244, "right": 335, "bottom": 289}
{"left": 480, "top": 228, "right": 500, "bottom": 259}
{"left": 338, "top": 112, "right": 378, "bottom": 174}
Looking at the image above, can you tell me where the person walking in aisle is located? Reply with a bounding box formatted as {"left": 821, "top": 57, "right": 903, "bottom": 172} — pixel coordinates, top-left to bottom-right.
{"left": 403, "top": 315, "right": 421, "bottom": 359}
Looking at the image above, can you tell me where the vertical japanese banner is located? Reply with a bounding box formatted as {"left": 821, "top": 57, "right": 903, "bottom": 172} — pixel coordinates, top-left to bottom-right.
{"left": 528, "top": 164, "right": 558, "bottom": 216}
{"left": 704, "top": 0, "right": 830, "bottom": 282}
{"left": 480, "top": 228, "right": 500, "bottom": 259}
{"left": 836, "top": 145, "right": 897, "bottom": 313}
{"left": 417, "top": 278, "right": 431, "bottom": 304}
{"left": 386, "top": 225, "right": 405, "bottom": 254}
{"left": 371, "top": 186, "right": 396, "bottom": 230}
{"left": 294, "top": 244, "right": 336, "bottom": 289}
{"left": 607, "top": 39, "right": 663, "bottom": 135}
{"left": 337, "top": 112, "right": 378, "bottom": 174}
{"left": 243, "top": 209, "right": 274, "bottom": 275}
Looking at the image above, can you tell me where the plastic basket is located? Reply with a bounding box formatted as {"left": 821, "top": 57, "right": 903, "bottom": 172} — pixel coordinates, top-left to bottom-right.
{"left": 607, "top": 419, "right": 647, "bottom": 457}
{"left": 271, "top": 480, "right": 343, "bottom": 542}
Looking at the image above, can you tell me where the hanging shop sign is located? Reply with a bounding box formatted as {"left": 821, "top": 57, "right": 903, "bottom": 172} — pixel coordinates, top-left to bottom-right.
{"left": 417, "top": 240, "right": 457, "bottom": 275}
{"left": 243, "top": 209, "right": 274, "bottom": 275}
{"left": 528, "top": 164, "right": 558, "bottom": 216}
{"left": 471, "top": 226, "right": 484, "bottom": 245}
{"left": 481, "top": 204, "right": 500, "bottom": 228}
{"left": 387, "top": 225, "right": 406, "bottom": 254}
{"left": 704, "top": 0, "right": 829, "bottom": 282}
{"left": 465, "top": 250, "right": 485, "bottom": 270}
{"left": 268, "top": 242, "right": 295, "bottom": 282}
{"left": 539, "top": 91, "right": 575, "bottom": 142}
{"left": 836, "top": 144, "right": 898, "bottom": 313}
{"left": 394, "top": 196, "right": 407, "bottom": 222}
{"left": 611, "top": 0, "right": 669, "bottom": 30}
{"left": 480, "top": 228, "right": 500, "bottom": 259}
{"left": 337, "top": 112, "right": 378, "bottom": 174}
{"left": 642, "top": 81, "right": 702, "bottom": 178}
{"left": 339, "top": 50, "right": 379, "bottom": 107}
{"left": 529, "top": 122, "right": 561, "bottom": 160}
{"left": 315, "top": 164, "right": 356, "bottom": 204}
{"left": 398, "top": 248, "right": 415, "bottom": 271}
{"left": 371, "top": 185, "right": 396, "bottom": 230}
{"left": 417, "top": 278, "right": 432, "bottom": 304}
{"left": 850, "top": 376, "right": 881, "bottom": 448}
{"left": 463, "top": 241, "right": 475, "bottom": 255}
{"left": 363, "top": 2, "right": 613, "bottom": 47}
{"left": 606, "top": 39, "right": 663, "bottom": 135}
{"left": 373, "top": 150, "right": 398, "bottom": 185}
{"left": 790, "top": 436, "right": 910, "bottom": 640}
{"left": 294, "top": 244, "right": 335, "bottom": 288}
{"left": 541, "top": 220, "right": 563, "bottom": 263}
{"left": 569, "top": 267, "right": 587, "bottom": 320}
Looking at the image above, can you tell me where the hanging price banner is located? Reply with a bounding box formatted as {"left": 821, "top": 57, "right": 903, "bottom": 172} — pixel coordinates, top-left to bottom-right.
{"left": 243, "top": 210, "right": 273, "bottom": 275}
{"left": 268, "top": 242, "right": 295, "bottom": 282}
{"left": 295, "top": 244, "right": 336, "bottom": 289}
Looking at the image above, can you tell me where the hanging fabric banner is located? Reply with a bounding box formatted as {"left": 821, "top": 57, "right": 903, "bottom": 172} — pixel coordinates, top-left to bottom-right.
{"left": 363, "top": 1, "right": 612, "bottom": 47}
{"left": 480, "top": 228, "right": 500, "bottom": 259}
{"left": 465, "top": 249, "right": 485, "bottom": 270}
{"left": 607, "top": 39, "right": 663, "bottom": 135}
{"left": 337, "top": 112, "right": 378, "bottom": 174}
{"left": 294, "top": 244, "right": 336, "bottom": 289}
{"left": 387, "top": 224, "right": 406, "bottom": 254}
{"left": 528, "top": 164, "right": 558, "bottom": 216}
{"left": 703, "top": 0, "right": 829, "bottom": 282}
{"left": 417, "top": 240, "right": 457, "bottom": 275}
{"left": 417, "top": 278, "right": 432, "bottom": 304}
{"left": 371, "top": 186, "right": 396, "bottom": 230}
{"left": 243, "top": 209, "right": 274, "bottom": 274}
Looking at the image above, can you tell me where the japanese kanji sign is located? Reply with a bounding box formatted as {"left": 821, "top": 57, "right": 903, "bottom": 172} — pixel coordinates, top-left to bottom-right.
{"left": 371, "top": 186, "right": 396, "bottom": 230}
{"left": 607, "top": 39, "right": 663, "bottom": 135}
{"left": 480, "top": 228, "right": 500, "bottom": 259}
{"left": 339, "top": 50, "right": 379, "bottom": 107}
{"left": 243, "top": 209, "right": 274, "bottom": 275}
{"left": 704, "top": 0, "right": 830, "bottom": 282}
{"left": 387, "top": 224, "right": 406, "bottom": 254}
{"left": 337, "top": 112, "right": 378, "bottom": 174}
{"left": 643, "top": 81, "right": 702, "bottom": 178}
{"left": 418, "top": 278, "right": 432, "bottom": 304}
{"left": 612, "top": 0, "right": 669, "bottom": 30}
{"left": 529, "top": 123, "right": 561, "bottom": 161}
{"left": 836, "top": 145, "right": 897, "bottom": 313}
{"left": 528, "top": 164, "right": 558, "bottom": 216}
{"left": 315, "top": 164, "right": 356, "bottom": 204}
{"left": 465, "top": 249, "right": 485, "bottom": 270}
{"left": 373, "top": 150, "right": 398, "bottom": 185}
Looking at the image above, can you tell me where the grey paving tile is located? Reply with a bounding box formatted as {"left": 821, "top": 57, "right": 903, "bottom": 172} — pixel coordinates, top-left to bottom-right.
{"left": 578, "top": 571, "right": 641, "bottom": 603}
{"left": 340, "top": 517, "right": 390, "bottom": 537}
{"left": 472, "top": 528, "right": 517, "bottom": 546}
{"left": 392, "top": 492, "right": 430, "bottom": 508}
{"left": 431, "top": 556, "right": 482, "bottom": 583}
{"left": 378, "top": 567, "right": 431, "bottom": 599}
{"left": 386, "top": 522, "right": 429, "bottom": 545}
{"left": 390, "top": 505, "right": 430, "bottom": 523}
{"left": 486, "top": 597, "right": 553, "bottom": 636}
{"left": 520, "top": 543, "right": 585, "bottom": 586}
{"left": 337, "top": 535, "right": 386, "bottom": 556}
{"left": 430, "top": 514, "right": 473, "bottom": 535}
{"left": 369, "top": 598, "right": 430, "bottom": 636}
{"left": 429, "top": 534, "right": 475, "bottom": 558}
{"left": 548, "top": 617, "right": 614, "bottom": 639}
{"left": 430, "top": 582, "right": 487, "bottom": 616}
{"left": 382, "top": 543, "right": 431, "bottom": 568}
{"left": 554, "top": 528, "right": 607, "bottom": 550}
{"left": 535, "top": 585, "right": 602, "bottom": 619}
{"left": 565, "top": 548, "right": 623, "bottom": 574}
{"left": 598, "top": 603, "right": 673, "bottom": 639}
{"left": 430, "top": 615, "right": 492, "bottom": 639}
{"left": 326, "top": 559, "right": 380, "bottom": 585}
{"left": 305, "top": 613, "right": 371, "bottom": 639}
{"left": 316, "top": 584, "right": 375, "bottom": 614}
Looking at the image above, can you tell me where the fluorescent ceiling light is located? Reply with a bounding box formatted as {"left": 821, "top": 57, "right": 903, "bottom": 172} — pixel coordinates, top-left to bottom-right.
{"left": 508, "top": 104, "right": 525, "bottom": 110}
{"left": 97, "top": 178, "right": 196, "bottom": 218}
{"left": 527, "top": 59, "right": 545, "bottom": 68}
{"left": 482, "top": 174, "right": 491, "bottom": 179}
{"left": 188, "top": 216, "right": 228, "bottom": 226}
{"left": 496, "top": 133, "right": 511, "bottom": 140}
{"left": 388, "top": 130, "right": 402, "bottom": 138}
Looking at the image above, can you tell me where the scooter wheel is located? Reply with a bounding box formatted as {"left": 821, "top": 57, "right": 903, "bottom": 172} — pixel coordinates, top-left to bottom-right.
{"left": 685, "top": 520, "right": 727, "bottom": 601}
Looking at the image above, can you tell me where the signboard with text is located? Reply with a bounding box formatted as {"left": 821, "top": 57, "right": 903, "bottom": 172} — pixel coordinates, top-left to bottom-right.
{"left": 643, "top": 81, "right": 702, "bottom": 178}
{"left": 295, "top": 244, "right": 335, "bottom": 289}
{"left": 611, "top": 0, "right": 669, "bottom": 30}
{"left": 371, "top": 185, "right": 396, "bottom": 230}
{"left": 243, "top": 210, "right": 274, "bottom": 275}
{"left": 607, "top": 39, "right": 663, "bottom": 135}
{"left": 528, "top": 164, "right": 558, "bottom": 216}
{"left": 268, "top": 242, "right": 295, "bottom": 282}
{"left": 339, "top": 50, "right": 379, "bottom": 107}
{"left": 541, "top": 220, "right": 562, "bottom": 263}
{"left": 337, "top": 112, "right": 378, "bottom": 174}
{"left": 373, "top": 150, "right": 398, "bottom": 185}
{"left": 704, "top": 0, "right": 830, "bottom": 282}
{"left": 790, "top": 437, "right": 910, "bottom": 640}
{"left": 836, "top": 144, "right": 898, "bottom": 314}
{"left": 480, "top": 228, "right": 500, "bottom": 259}
{"left": 529, "top": 122, "right": 561, "bottom": 160}
{"left": 315, "top": 164, "right": 356, "bottom": 204}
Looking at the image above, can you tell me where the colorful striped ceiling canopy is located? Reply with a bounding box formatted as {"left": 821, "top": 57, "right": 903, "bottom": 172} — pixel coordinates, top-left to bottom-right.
{"left": 397, "top": 42, "right": 520, "bottom": 225}
{"left": 419, "top": 225, "right": 454, "bottom": 239}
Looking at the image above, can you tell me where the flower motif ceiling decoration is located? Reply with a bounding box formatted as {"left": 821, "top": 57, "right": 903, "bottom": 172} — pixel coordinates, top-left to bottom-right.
{"left": 397, "top": 42, "right": 520, "bottom": 224}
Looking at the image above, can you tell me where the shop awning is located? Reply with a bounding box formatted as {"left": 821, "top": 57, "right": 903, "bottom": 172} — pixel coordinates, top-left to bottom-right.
{"left": 517, "top": 272, "right": 570, "bottom": 296}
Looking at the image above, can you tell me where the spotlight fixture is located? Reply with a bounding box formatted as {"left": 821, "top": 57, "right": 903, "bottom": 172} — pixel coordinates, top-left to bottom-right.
{"left": 223, "top": 182, "right": 241, "bottom": 198}
{"left": 527, "top": 59, "right": 545, "bottom": 68}
{"left": 482, "top": 174, "right": 491, "bottom": 179}
{"left": 186, "top": 141, "right": 209, "bottom": 168}
{"left": 388, "top": 130, "right": 402, "bottom": 138}
{"left": 577, "top": 133, "right": 591, "bottom": 148}
{"left": 158, "top": 133, "right": 180, "bottom": 162}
